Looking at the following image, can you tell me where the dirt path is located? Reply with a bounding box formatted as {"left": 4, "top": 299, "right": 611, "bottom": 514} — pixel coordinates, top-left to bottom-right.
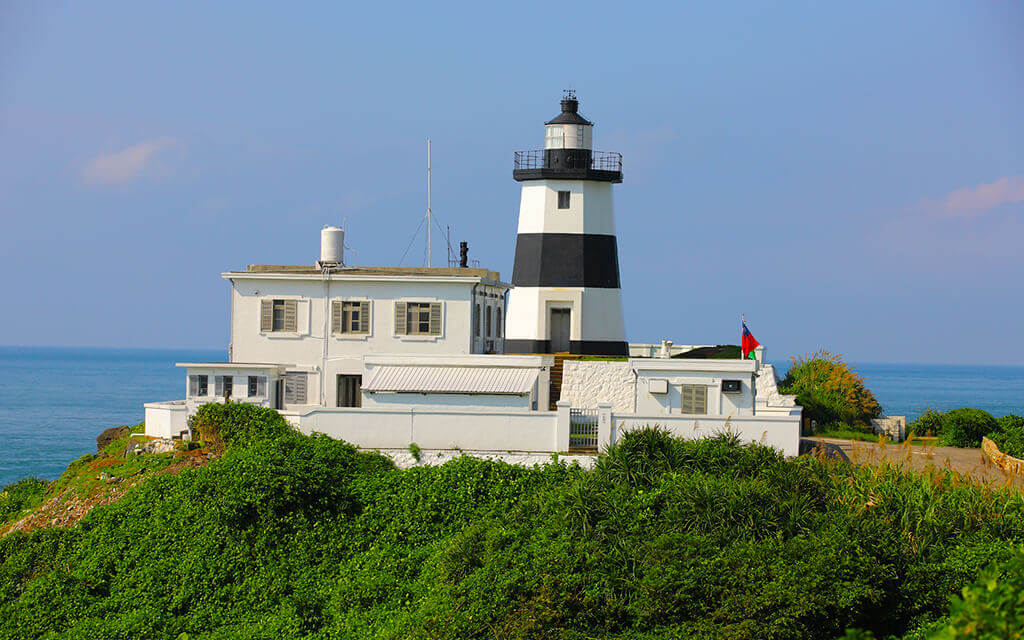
{"left": 801, "top": 437, "right": 1024, "bottom": 489}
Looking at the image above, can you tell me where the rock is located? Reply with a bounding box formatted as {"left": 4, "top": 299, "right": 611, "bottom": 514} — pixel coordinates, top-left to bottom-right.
{"left": 97, "top": 425, "right": 130, "bottom": 452}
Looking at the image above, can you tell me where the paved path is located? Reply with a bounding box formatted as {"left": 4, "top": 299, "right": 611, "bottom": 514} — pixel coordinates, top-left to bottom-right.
{"left": 801, "top": 437, "right": 1024, "bottom": 488}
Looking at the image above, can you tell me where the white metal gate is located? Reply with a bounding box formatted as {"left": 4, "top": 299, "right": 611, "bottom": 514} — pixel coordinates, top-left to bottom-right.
{"left": 569, "top": 408, "right": 599, "bottom": 450}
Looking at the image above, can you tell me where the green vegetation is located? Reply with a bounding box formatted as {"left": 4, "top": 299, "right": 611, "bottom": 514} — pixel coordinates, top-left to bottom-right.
{"left": 780, "top": 350, "right": 882, "bottom": 427}
{"left": 2, "top": 403, "right": 1024, "bottom": 639}
{"left": 909, "top": 410, "right": 945, "bottom": 438}
{"left": 988, "top": 415, "right": 1024, "bottom": 459}
{"left": 0, "top": 479, "right": 49, "bottom": 526}
{"left": 675, "top": 344, "right": 741, "bottom": 359}
{"left": 810, "top": 426, "right": 883, "bottom": 443}
{"left": 936, "top": 408, "right": 1000, "bottom": 449}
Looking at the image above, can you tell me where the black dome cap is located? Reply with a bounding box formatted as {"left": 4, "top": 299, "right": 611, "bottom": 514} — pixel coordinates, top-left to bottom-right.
{"left": 545, "top": 91, "right": 593, "bottom": 126}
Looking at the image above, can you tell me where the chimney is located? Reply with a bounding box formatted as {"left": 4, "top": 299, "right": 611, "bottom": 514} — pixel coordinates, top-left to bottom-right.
{"left": 459, "top": 241, "right": 469, "bottom": 268}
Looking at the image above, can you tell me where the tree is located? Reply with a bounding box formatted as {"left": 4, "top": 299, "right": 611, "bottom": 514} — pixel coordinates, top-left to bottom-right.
{"left": 779, "top": 350, "right": 882, "bottom": 426}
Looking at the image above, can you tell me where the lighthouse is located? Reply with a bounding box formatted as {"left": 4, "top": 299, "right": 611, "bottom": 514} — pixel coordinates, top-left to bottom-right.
{"left": 504, "top": 92, "right": 628, "bottom": 356}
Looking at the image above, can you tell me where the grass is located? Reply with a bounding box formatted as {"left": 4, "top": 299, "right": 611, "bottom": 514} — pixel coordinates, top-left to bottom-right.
{"left": 812, "top": 426, "right": 882, "bottom": 442}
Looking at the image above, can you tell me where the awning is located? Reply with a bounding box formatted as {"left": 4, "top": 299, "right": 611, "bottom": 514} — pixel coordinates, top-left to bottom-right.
{"left": 363, "top": 366, "right": 539, "bottom": 395}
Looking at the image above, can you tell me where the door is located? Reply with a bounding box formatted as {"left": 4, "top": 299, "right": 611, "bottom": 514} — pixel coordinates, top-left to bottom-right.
{"left": 550, "top": 308, "right": 571, "bottom": 353}
{"left": 336, "top": 374, "right": 362, "bottom": 407}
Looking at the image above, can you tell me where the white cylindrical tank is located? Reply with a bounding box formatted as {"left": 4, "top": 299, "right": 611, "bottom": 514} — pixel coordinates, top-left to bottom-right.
{"left": 320, "top": 226, "right": 344, "bottom": 264}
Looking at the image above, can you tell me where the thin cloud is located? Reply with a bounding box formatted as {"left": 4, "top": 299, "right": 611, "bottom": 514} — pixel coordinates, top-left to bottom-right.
{"left": 81, "top": 137, "right": 181, "bottom": 186}
{"left": 929, "top": 175, "right": 1024, "bottom": 219}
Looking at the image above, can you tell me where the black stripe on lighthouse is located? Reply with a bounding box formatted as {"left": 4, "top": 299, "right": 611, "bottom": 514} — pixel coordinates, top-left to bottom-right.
{"left": 511, "top": 233, "right": 621, "bottom": 288}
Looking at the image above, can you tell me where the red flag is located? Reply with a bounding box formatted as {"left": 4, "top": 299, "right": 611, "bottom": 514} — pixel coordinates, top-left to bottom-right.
{"left": 742, "top": 321, "right": 760, "bottom": 360}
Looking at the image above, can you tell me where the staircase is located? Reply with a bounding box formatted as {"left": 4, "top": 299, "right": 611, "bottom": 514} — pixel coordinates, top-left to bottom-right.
{"left": 549, "top": 354, "right": 586, "bottom": 410}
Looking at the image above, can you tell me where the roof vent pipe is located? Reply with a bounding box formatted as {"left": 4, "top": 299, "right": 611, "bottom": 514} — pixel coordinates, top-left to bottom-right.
{"left": 459, "top": 241, "right": 469, "bottom": 268}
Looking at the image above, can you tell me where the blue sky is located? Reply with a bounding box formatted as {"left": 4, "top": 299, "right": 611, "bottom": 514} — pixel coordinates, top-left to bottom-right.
{"left": 1, "top": 1, "right": 1022, "bottom": 365}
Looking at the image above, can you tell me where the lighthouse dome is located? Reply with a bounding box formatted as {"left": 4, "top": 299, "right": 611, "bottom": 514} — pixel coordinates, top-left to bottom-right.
{"left": 544, "top": 91, "right": 593, "bottom": 150}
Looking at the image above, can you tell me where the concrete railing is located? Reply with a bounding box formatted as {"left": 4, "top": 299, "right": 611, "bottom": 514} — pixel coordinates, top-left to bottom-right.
{"left": 982, "top": 436, "right": 1024, "bottom": 475}
{"left": 609, "top": 410, "right": 802, "bottom": 458}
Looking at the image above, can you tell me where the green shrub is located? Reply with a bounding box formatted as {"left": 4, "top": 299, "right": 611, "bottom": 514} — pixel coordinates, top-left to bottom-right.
{"left": 779, "top": 350, "right": 882, "bottom": 426}
{"left": 187, "top": 401, "right": 293, "bottom": 447}
{"left": 408, "top": 442, "right": 422, "bottom": 463}
{"left": 3, "top": 417, "right": 1024, "bottom": 639}
{"left": 910, "top": 409, "right": 945, "bottom": 437}
{"left": 937, "top": 408, "right": 1000, "bottom": 449}
{"left": 988, "top": 415, "right": 1024, "bottom": 459}
{"left": 0, "top": 478, "right": 50, "bottom": 524}
{"left": 929, "top": 549, "right": 1024, "bottom": 639}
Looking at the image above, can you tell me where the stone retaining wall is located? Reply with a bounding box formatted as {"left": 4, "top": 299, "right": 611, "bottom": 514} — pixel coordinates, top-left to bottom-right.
{"left": 981, "top": 436, "right": 1024, "bottom": 475}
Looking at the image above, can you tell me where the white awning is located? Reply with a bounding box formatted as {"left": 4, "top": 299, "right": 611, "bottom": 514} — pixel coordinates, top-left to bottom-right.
{"left": 363, "top": 366, "right": 539, "bottom": 395}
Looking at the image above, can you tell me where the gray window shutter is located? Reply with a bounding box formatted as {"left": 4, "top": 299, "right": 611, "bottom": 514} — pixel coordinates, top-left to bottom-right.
{"left": 696, "top": 386, "right": 707, "bottom": 414}
{"left": 359, "top": 301, "right": 370, "bottom": 333}
{"left": 285, "top": 373, "right": 307, "bottom": 404}
{"left": 429, "top": 302, "right": 442, "bottom": 335}
{"left": 215, "top": 376, "right": 224, "bottom": 396}
{"left": 260, "top": 300, "right": 273, "bottom": 332}
{"left": 395, "top": 302, "right": 407, "bottom": 335}
{"left": 331, "top": 300, "right": 342, "bottom": 334}
{"left": 189, "top": 375, "right": 198, "bottom": 396}
{"left": 257, "top": 377, "right": 267, "bottom": 396}
{"left": 284, "top": 300, "right": 298, "bottom": 332}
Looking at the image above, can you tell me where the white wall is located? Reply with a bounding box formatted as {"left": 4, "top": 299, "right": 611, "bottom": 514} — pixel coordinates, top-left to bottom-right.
{"left": 144, "top": 401, "right": 188, "bottom": 439}
{"left": 560, "top": 361, "right": 635, "bottom": 412}
{"left": 632, "top": 359, "right": 756, "bottom": 417}
{"left": 516, "top": 181, "right": 616, "bottom": 235}
{"left": 285, "top": 407, "right": 560, "bottom": 452}
{"left": 505, "top": 287, "right": 625, "bottom": 343}
{"left": 613, "top": 412, "right": 802, "bottom": 458}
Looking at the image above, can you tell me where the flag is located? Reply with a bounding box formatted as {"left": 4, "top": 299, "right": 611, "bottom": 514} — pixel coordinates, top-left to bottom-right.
{"left": 741, "top": 321, "right": 760, "bottom": 360}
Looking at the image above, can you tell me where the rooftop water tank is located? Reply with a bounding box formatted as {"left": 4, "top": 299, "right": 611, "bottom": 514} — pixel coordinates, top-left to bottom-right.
{"left": 320, "top": 226, "right": 344, "bottom": 265}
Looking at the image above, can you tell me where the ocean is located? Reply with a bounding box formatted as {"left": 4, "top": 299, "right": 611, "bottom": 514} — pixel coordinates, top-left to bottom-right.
{"left": 0, "top": 347, "right": 1022, "bottom": 486}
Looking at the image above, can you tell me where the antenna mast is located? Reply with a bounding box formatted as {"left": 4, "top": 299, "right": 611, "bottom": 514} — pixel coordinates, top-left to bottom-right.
{"left": 426, "top": 139, "right": 432, "bottom": 267}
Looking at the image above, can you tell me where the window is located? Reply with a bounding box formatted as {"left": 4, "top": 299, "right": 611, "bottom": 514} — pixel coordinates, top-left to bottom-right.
{"left": 557, "top": 191, "right": 571, "bottom": 209}
{"left": 284, "top": 372, "right": 307, "bottom": 404}
{"left": 215, "top": 375, "right": 233, "bottom": 398}
{"left": 680, "top": 385, "right": 707, "bottom": 415}
{"left": 474, "top": 303, "right": 481, "bottom": 338}
{"left": 189, "top": 375, "right": 208, "bottom": 397}
{"left": 545, "top": 125, "right": 564, "bottom": 149}
{"left": 332, "top": 300, "right": 370, "bottom": 334}
{"left": 395, "top": 301, "right": 441, "bottom": 336}
{"left": 248, "top": 376, "right": 266, "bottom": 397}
{"left": 261, "top": 299, "right": 297, "bottom": 332}
{"left": 336, "top": 375, "right": 362, "bottom": 407}
{"left": 486, "top": 306, "right": 493, "bottom": 337}
{"left": 496, "top": 309, "right": 502, "bottom": 338}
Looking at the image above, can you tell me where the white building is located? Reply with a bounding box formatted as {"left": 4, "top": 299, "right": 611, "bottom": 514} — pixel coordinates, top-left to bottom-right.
{"left": 144, "top": 94, "right": 802, "bottom": 457}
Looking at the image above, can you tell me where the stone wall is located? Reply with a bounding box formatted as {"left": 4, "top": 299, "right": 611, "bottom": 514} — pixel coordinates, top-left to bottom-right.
{"left": 560, "top": 361, "right": 635, "bottom": 412}
{"left": 982, "top": 436, "right": 1024, "bottom": 475}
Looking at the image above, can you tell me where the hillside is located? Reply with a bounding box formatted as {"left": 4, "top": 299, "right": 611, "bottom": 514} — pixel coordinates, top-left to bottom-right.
{"left": 1, "top": 403, "right": 1023, "bottom": 639}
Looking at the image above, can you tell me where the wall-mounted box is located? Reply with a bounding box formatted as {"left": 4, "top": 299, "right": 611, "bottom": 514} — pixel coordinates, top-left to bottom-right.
{"left": 649, "top": 378, "right": 669, "bottom": 394}
{"left": 721, "top": 379, "right": 742, "bottom": 393}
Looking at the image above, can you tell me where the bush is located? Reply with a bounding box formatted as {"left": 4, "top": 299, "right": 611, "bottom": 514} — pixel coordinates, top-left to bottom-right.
{"left": 779, "top": 350, "right": 882, "bottom": 426}
{"left": 987, "top": 415, "right": 1024, "bottom": 459}
{"left": 909, "top": 409, "right": 945, "bottom": 437}
{"left": 4, "top": 415, "right": 1024, "bottom": 639}
{"left": 930, "top": 549, "right": 1024, "bottom": 639}
{"left": 0, "top": 478, "right": 50, "bottom": 524}
{"left": 937, "top": 408, "right": 1000, "bottom": 449}
{"left": 187, "top": 401, "right": 293, "bottom": 448}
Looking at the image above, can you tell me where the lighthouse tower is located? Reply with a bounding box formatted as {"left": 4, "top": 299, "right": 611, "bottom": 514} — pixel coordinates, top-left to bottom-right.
{"left": 504, "top": 92, "right": 628, "bottom": 356}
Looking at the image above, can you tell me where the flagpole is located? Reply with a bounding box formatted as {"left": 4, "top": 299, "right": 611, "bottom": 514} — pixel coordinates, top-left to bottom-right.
{"left": 741, "top": 313, "right": 745, "bottom": 359}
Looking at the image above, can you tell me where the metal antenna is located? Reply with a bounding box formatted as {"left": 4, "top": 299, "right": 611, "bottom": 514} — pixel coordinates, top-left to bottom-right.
{"left": 426, "top": 139, "right": 432, "bottom": 267}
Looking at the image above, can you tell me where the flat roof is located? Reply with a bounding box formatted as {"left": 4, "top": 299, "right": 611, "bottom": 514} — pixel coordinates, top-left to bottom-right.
{"left": 237, "top": 265, "right": 503, "bottom": 281}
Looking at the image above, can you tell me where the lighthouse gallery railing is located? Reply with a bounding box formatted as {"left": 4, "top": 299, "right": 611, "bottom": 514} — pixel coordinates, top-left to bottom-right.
{"left": 513, "top": 150, "right": 623, "bottom": 172}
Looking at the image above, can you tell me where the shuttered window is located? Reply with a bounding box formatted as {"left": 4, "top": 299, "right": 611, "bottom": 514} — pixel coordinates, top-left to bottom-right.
{"left": 284, "top": 372, "right": 307, "bottom": 404}
{"left": 397, "top": 302, "right": 441, "bottom": 335}
{"left": 189, "top": 375, "right": 208, "bottom": 397}
{"left": 496, "top": 310, "right": 502, "bottom": 338}
{"left": 680, "top": 384, "right": 707, "bottom": 415}
{"left": 261, "top": 299, "right": 298, "bottom": 332}
{"left": 248, "top": 376, "right": 267, "bottom": 397}
{"left": 333, "top": 300, "right": 370, "bottom": 334}
{"left": 214, "top": 376, "right": 233, "bottom": 398}
{"left": 474, "top": 304, "right": 481, "bottom": 337}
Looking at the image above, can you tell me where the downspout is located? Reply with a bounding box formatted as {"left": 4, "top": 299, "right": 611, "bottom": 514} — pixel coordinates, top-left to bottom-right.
{"left": 470, "top": 282, "right": 479, "bottom": 354}
{"left": 321, "top": 267, "right": 330, "bottom": 407}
